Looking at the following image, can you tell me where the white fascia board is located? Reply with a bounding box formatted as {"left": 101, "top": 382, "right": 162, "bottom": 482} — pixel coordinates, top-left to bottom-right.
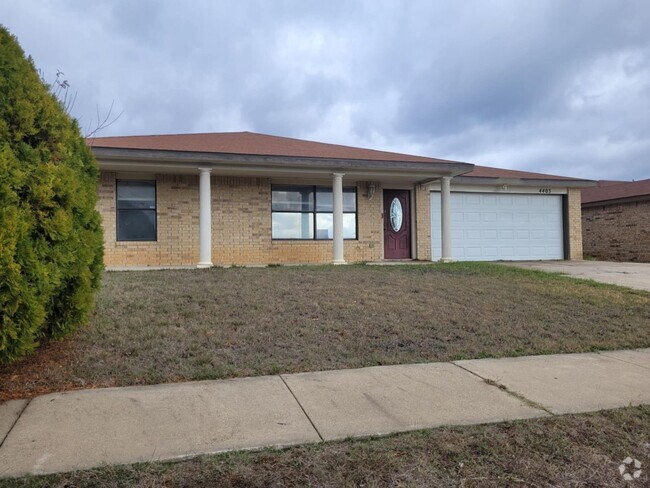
{"left": 428, "top": 182, "right": 568, "bottom": 195}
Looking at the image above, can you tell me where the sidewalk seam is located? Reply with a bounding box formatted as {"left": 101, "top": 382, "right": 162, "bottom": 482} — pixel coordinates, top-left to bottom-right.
{"left": 451, "top": 362, "right": 555, "bottom": 416}
{"left": 278, "top": 375, "right": 324, "bottom": 442}
{"left": 0, "top": 399, "right": 31, "bottom": 450}
{"left": 597, "top": 352, "right": 650, "bottom": 370}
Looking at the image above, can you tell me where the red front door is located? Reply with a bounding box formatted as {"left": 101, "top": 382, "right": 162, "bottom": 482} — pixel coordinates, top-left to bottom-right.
{"left": 383, "top": 189, "right": 411, "bottom": 259}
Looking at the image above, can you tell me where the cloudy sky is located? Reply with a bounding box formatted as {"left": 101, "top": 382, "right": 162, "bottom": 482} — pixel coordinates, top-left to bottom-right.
{"left": 2, "top": 0, "right": 649, "bottom": 180}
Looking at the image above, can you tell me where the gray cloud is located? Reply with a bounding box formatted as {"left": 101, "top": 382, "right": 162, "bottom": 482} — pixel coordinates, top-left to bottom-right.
{"left": 2, "top": 0, "right": 649, "bottom": 180}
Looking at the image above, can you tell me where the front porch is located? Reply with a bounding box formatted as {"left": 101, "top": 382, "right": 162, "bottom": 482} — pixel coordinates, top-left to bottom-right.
{"left": 96, "top": 154, "right": 464, "bottom": 268}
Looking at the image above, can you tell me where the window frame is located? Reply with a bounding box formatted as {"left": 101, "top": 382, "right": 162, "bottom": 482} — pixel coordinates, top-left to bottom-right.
{"left": 271, "top": 184, "right": 358, "bottom": 241}
{"left": 115, "top": 179, "right": 158, "bottom": 242}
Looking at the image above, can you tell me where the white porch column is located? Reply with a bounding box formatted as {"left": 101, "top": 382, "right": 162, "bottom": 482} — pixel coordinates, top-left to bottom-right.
{"left": 198, "top": 167, "right": 213, "bottom": 268}
{"left": 332, "top": 172, "right": 346, "bottom": 264}
{"left": 440, "top": 176, "right": 453, "bottom": 262}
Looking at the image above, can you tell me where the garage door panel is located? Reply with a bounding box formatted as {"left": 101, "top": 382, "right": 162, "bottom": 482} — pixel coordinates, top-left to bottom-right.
{"left": 431, "top": 192, "right": 564, "bottom": 261}
{"left": 466, "top": 247, "right": 483, "bottom": 257}
{"left": 484, "top": 247, "right": 499, "bottom": 257}
{"left": 498, "top": 195, "right": 514, "bottom": 205}
{"left": 499, "top": 247, "right": 515, "bottom": 258}
{"left": 482, "top": 195, "right": 497, "bottom": 205}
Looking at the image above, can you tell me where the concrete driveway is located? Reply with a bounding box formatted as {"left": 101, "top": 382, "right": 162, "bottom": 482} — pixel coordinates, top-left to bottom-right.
{"left": 503, "top": 261, "right": 650, "bottom": 292}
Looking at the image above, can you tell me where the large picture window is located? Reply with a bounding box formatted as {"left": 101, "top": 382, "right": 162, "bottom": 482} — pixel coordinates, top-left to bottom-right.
{"left": 116, "top": 180, "right": 157, "bottom": 241}
{"left": 272, "top": 185, "right": 357, "bottom": 240}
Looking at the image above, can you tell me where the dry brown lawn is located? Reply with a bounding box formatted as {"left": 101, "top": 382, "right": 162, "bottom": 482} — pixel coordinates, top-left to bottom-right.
{"left": 3, "top": 405, "right": 649, "bottom": 487}
{"left": 1, "top": 262, "right": 649, "bottom": 400}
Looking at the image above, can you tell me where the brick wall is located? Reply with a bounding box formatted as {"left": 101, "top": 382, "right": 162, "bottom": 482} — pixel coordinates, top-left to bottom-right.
{"left": 415, "top": 185, "right": 431, "bottom": 260}
{"left": 98, "top": 172, "right": 199, "bottom": 267}
{"left": 211, "top": 176, "right": 384, "bottom": 264}
{"left": 582, "top": 199, "right": 650, "bottom": 262}
{"left": 99, "top": 171, "right": 385, "bottom": 267}
{"left": 567, "top": 188, "right": 583, "bottom": 260}
{"left": 98, "top": 171, "right": 587, "bottom": 266}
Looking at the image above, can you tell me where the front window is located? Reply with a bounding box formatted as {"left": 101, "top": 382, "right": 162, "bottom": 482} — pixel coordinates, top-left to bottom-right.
{"left": 116, "top": 180, "right": 157, "bottom": 241}
{"left": 272, "top": 185, "right": 357, "bottom": 239}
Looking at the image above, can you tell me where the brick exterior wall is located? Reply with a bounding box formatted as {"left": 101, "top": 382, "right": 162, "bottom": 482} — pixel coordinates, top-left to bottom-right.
{"left": 415, "top": 185, "right": 432, "bottom": 261}
{"left": 99, "top": 172, "right": 200, "bottom": 267}
{"left": 211, "top": 177, "right": 384, "bottom": 265}
{"left": 582, "top": 199, "right": 650, "bottom": 262}
{"left": 99, "top": 171, "right": 386, "bottom": 267}
{"left": 98, "top": 171, "right": 585, "bottom": 266}
{"left": 567, "top": 188, "right": 583, "bottom": 260}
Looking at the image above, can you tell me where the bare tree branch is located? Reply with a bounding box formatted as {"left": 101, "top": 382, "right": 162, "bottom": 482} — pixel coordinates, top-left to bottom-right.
{"left": 40, "top": 68, "right": 123, "bottom": 140}
{"left": 85, "top": 101, "right": 124, "bottom": 140}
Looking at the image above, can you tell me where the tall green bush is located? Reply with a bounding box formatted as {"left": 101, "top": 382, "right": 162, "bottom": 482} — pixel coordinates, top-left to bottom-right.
{"left": 0, "top": 26, "right": 104, "bottom": 363}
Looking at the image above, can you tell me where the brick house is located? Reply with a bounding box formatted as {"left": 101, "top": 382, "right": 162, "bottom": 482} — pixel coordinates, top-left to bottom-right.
{"left": 88, "top": 132, "right": 592, "bottom": 268}
{"left": 581, "top": 179, "right": 650, "bottom": 262}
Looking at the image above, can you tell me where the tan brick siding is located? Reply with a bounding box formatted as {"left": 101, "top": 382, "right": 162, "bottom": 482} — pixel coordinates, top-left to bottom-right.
{"left": 99, "top": 172, "right": 386, "bottom": 266}
{"left": 414, "top": 185, "right": 431, "bottom": 260}
{"left": 582, "top": 199, "right": 650, "bottom": 262}
{"left": 98, "top": 172, "right": 199, "bottom": 267}
{"left": 567, "top": 188, "right": 582, "bottom": 260}
{"left": 213, "top": 177, "right": 384, "bottom": 265}
{"left": 98, "top": 172, "right": 587, "bottom": 266}
{"left": 567, "top": 188, "right": 583, "bottom": 260}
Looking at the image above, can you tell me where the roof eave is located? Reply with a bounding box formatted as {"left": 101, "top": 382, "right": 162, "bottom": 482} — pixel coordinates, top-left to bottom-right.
{"left": 91, "top": 146, "right": 474, "bottom": 178}
{"left": 582, "top": 194, "right": 650, "bottom": 207}
{"left": 453, "top": 175, "right": 596, "bottom": 188}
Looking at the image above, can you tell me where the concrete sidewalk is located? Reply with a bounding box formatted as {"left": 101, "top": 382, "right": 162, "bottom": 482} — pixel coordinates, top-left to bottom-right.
{"left": 1, "top": 348, "right": 649, "bottom": 478}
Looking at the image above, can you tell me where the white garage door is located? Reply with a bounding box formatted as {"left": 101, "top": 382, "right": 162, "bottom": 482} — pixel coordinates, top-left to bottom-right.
{"left": 430, "top": 192, "right": 564, "bottom": 261}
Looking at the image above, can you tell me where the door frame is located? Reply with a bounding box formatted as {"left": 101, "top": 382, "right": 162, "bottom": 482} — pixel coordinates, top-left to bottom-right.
{"left": 380, "top": 186, "right": 418, "bottom": 260}
{"left": 382, "top": 188, "right": 414, "bottom": 260}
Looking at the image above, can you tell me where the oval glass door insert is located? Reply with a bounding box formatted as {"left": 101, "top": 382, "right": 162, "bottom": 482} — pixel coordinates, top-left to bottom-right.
{"left": 390, "top": 197, "right": 403, "bottom": 232}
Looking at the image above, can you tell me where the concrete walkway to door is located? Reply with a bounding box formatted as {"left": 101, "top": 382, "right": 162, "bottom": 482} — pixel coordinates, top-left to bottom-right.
{"left": 500, "top": 260, "right": 650, "bottom": 292}
{"left": 1, "top": 348, "right": 649, "bottom": 478}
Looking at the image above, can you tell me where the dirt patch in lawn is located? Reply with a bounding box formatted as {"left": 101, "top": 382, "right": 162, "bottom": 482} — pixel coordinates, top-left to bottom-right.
{"left": 2, "top": 262, "right": 649, "bottom": 399}
{"left": 4, "top": 406, "right": 649, "bottom": 487}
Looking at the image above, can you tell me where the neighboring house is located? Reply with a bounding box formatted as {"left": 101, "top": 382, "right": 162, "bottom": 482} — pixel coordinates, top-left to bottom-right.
{"left": 581, "top": 179, "right": 650, "bottom": 262}
{"left": 87, "top": 132, "right": 592, "bottom": 268}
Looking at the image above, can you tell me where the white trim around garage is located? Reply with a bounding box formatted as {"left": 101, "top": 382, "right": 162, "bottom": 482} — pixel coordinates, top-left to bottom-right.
{"left": 428, "top": 182, "right": 568, "bottom": 195}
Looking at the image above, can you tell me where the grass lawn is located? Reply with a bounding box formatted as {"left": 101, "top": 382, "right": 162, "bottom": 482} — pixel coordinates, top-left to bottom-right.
{"left": 1, "top": 262, "right": 649, "bottom": 400}
{"left": 2, "top": 405, "right": 648, "bottom": 487}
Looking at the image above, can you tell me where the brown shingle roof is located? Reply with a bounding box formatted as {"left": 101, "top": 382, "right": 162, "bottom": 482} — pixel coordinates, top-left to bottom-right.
{"left": 581, "top": 179, "right": 650, "bottom": 204}
{"left": 463, "top": 165, "right": 583, "bottom": 181}
{"left": 87, "top": 131, "right": 583, "bottom": 182}
{"left": 87, "top": 131, "right": 457, "bottom": 164}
